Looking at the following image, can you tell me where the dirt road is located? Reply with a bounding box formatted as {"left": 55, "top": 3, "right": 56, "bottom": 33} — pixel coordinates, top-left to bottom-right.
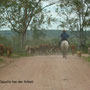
{"left": 0, "top": 55, "right": 90, "bottom": 90}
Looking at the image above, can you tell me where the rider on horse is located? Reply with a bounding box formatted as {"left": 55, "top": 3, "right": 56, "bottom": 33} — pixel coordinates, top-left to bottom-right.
{"left": 59, "top": 30, "right": 69, "bottom": 45}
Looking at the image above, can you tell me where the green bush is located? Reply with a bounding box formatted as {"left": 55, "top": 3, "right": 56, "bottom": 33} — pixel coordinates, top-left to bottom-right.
{"left": 0, "top": 58, "right": 4, "bottom": 62}
{"left": 83, "top": 56, "right": 90, "bottom": 62}
{"left": 0, "top": 35, "right": 11, "bottom": 46}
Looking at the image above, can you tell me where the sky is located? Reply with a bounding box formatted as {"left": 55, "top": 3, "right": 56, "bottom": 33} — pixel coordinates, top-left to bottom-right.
{"left": 42, "top": 1, "right": 63, "bottom": 30}
{"left": 1, "top": 1, "right": 89, "bottom": 31}
{"left": 0, "top": 1, "right": 62, "bottom": 31}
{"left": 0, "top": 1, "right": 89, "bottom": 33}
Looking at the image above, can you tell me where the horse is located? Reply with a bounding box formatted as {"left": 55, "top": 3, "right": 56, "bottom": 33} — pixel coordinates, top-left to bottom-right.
{"left": 60, "top": 40, "right": 69, "bottom": 58}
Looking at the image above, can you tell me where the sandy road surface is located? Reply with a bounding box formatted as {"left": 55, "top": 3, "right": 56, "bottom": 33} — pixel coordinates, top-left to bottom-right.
{"left": 0, "top": 55, "right": 90, "bottom": 90}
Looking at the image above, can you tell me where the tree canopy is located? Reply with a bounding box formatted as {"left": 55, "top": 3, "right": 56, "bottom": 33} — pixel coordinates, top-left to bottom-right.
{"left": 0, "top": 0, "right": 90, "bottom": 48}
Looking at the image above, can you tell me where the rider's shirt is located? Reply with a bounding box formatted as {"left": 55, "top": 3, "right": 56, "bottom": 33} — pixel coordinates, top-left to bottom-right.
{"left": 61, "top": 32, "right": 69, "bottom": 41}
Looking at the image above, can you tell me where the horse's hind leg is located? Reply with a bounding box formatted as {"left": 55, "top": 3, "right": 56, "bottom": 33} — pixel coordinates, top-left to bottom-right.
{"left": 63, "top": 52, "right": 66, "bottom": 58}
{"left": 63, "top": 52, "right": 67, "bottom": 58}
{"left": 65, "top": 54, "right": 67, "bottom": 58}
{"left": 62, "top": 50, "right": 64, "bottom": 58}
{"left": 62, "top": 51, "right": 64, "bottom": 58}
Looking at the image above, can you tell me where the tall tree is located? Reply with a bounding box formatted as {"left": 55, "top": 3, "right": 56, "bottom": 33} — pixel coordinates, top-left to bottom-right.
{"left": 31, "top": 14, "right": 46, "bottom": 42}
{"left": 56, "top": 0, "right": 90, "bottom": 48}
{"left": 3, "top": 0, "right": 58, "bottom": 49}
{"left": 0, "top": 0, "right": 10, "bottom": 27}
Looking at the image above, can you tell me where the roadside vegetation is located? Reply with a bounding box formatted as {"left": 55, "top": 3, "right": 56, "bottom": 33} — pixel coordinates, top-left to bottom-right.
{"left": 0, "top": 0, "right": 90, "bottom": 58}
{"left": 82, "top": 56, "right": 90, "bottom": 62}
{"left": 0, "top": 58, "right": 4, "bottom": 62}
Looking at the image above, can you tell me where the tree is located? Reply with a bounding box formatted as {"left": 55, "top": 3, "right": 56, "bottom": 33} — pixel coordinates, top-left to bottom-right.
{"left": 2, "top": 0, "right": 58, "bottom": 49}
{"left": 0, "top": 0, "right": 10, "bottom": 27}
{"left": 31, "top": 14, "right": 46, "bottom": 42}
{"left": 55, "top": 0, "right": 90, "bottom": 49}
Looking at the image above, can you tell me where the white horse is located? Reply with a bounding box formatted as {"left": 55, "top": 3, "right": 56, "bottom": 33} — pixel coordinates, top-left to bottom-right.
{"left": 61, "top": 40, "right": 69, "bottom": 58}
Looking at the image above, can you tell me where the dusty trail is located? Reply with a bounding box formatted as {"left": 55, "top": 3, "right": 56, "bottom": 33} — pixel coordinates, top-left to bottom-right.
{"left": 0, "top": 55, "right": 90, "bottom": 90}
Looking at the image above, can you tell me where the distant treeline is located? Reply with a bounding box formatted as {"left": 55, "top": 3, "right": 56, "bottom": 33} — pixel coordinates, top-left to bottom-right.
{"left": 0, "top": 30, "right": 90, "bottom": 40}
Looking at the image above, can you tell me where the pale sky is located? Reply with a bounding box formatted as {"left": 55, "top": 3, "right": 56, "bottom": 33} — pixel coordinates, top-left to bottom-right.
{"left": 0, "top": 1, "right": 78, "bottom": 31}
{"left": 0, "top": 1, "right": 61, "bottom": 30}
{"left": 0, "top": 1, "right": 89, "bottom": 31}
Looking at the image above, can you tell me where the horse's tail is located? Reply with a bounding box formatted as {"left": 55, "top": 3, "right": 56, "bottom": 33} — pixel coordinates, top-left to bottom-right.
{"left": 61, "top": 41, "right": 69, "bottom": 50}
{"left": 61, "top": 40, "right": 69, "bottom": 58}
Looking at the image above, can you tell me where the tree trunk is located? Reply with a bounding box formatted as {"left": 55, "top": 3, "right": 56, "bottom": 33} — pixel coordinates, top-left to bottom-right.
{"left": 78, "top": 29, "right": 87, "bottom": 50}
{"left": 20, "top": 33, "right": 26, "bottom": 51}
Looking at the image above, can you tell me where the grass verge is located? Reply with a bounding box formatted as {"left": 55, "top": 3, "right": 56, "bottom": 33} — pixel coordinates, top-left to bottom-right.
{"left": 0, "top": 58, "right": 4, "bottom": 62}
{"left": 82, "top": 56, "right": 90, "bottom": 62}
{"left": 11, "top": 52, "right": 33, "bottom": 58}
